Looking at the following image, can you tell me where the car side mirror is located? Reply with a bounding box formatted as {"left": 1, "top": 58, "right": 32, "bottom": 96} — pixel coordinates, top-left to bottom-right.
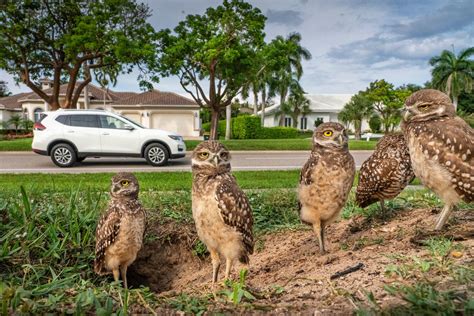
{"left": 124, "top": 125, "right": 134, "bottom": 131}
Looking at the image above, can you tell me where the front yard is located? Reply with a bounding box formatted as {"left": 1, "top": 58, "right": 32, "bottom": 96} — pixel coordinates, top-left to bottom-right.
{"left": 0, "top": 172, "right": 472, "bottom": 314}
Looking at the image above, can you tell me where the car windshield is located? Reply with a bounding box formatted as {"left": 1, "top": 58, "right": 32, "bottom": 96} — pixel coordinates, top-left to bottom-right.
{"left": 119, "top": 115, "right": 146, "bottom": 129}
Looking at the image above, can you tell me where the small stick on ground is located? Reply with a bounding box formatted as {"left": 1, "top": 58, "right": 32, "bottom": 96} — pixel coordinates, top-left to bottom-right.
{"left": 330, "top": 263, "right": 364, "bottom": 280}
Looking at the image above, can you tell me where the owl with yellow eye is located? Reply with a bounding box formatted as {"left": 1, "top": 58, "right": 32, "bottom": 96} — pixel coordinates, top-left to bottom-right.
{"left": 191, "top": 141, "right": 254, "bottom": 282}
{"left": 298, "top": 122, "right": 355, "bottom": 253}
{"left": 94, "top": 172, "right": 146, "bottom": 288}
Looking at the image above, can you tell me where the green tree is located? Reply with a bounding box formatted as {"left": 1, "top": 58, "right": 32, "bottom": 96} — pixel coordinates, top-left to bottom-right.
{"left": 20, "top": 118, "right": 34, "bottom": 133}
{"left": 363, "top": 80, "right": 409, "bottom": 133}
{"left": 7, "top": 114, "right": 22, "bottom": 134}
{"left": 338, "top": 93, "right": 373, "bottom": 140}
{"left": 155, "top": 0, "right": 266, "bottom": 140}
{"left": 368, "top": 114, "right": 382, "bottom": 133}
{"left": 0, "top": 80, "right": 11, "bottom": 97}
{"left": 0, "top": 0, "right": 157, "bottom": 110}
{"left": 267, "top": 33, "right": 311, "bottom": 126}
{"left": 429, "top": 47, "right": 474, "bottom": 110}
{"left": 282, "top": 87, "right": 310, "bottom": 128}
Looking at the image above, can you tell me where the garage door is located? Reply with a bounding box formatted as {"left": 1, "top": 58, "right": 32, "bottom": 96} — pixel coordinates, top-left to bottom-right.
{"left": 151, "top": 113, "right": 194, "bottom": 136}
{"left": 122, "top": 113, "right": 142, "bottom": 126}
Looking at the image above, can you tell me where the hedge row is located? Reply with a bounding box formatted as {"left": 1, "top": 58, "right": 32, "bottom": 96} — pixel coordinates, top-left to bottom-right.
{"left": 202, "top": 116, "right": 299, "bottom": 139}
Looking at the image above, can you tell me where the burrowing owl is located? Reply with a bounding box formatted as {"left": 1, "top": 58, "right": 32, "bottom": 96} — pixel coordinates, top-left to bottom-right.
{"left": 191, "top": 141, "right": 254, "bottom": 282}
{"left": 94, "top": 172, "right": 146, "bottom": 288}
{"left": 403, "top": 89, "right": 473, "bottom": 230}
{"left": 356, "top": 133, "right": 415, "bottom": 210}
{"left": 299, "top": 122, "right": 355, "bottom": 253}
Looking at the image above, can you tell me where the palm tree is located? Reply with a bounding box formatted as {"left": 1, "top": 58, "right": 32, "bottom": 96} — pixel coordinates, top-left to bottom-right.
{"left": 285, "top": 87, "right": 311, "bottom": 129}
{"left": 7, "top": 114, "right": 22, "bottom": 134}
{"left": 338, "top": 93, "right": 373, "bottom": 140}
{"left": 268, "top": 33, "right": 311, "bottom": 126}
{"left": 429, "top": 47, "right": 474, "bottom": 110}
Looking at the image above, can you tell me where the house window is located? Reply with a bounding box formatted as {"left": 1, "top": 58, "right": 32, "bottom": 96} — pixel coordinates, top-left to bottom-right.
{"left": 284, "top": 117, "right": 292, "bottom": 127}
{"left": 33, "top": 108, "right": 44, "bottom": 122}
{"left": 300, "top": 117, "right": 308, "bottom": 130}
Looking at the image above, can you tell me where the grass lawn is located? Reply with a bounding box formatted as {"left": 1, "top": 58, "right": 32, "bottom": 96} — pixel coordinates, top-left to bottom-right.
{"left": 0, "top": 137, "right": 378, "bottom": 151}
{"left": 0, "top": 179, "right": 470, "bottom": 314}
{"left": 0, "top": 171, "right": 422, "bottom": 196}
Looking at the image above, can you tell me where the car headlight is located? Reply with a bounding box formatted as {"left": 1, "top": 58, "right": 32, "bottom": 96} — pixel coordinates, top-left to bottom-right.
{"left": 168, "top": 135, "right": 183, "bottom": 142}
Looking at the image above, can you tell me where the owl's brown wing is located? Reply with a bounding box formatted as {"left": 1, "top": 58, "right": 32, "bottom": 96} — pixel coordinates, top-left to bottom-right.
{"left": 300, "top": 153, "right": 320, "bottom": 186}
{"left": 215, "top": 175, "right": 254, "bottom": 262}
{"left": 94, "top": 209, "right": 121, "bottom": 275}
{"left": 418, "top": 117, "right": 474, "bottom": 202}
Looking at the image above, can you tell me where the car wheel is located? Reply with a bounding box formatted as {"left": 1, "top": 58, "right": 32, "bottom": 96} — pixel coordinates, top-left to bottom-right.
{"left": 144, "top": 143, "right": 169, "bottom": 166}
{"left": 51, "top": 144, "right": 77, "bottom": 167}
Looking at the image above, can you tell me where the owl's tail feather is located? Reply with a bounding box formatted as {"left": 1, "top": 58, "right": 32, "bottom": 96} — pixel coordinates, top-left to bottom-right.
{"left": 355, "top": 191, "right": 377, "bottom": 208}
{"left": 94, "top": 259, "right": 109, "bottom": 275}
{"left": 239, "top": 253, "right": 250, "bottom": 264}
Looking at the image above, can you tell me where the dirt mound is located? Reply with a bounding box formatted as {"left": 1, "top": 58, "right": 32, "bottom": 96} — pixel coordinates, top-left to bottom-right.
{"left": 128, "top": 208, "right": 473, "bottom": 314}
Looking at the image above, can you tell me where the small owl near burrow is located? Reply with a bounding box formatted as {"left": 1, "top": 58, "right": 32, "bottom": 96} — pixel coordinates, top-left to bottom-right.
{"left": 402, "top": 89, "right": 473, "bottom": 230}
{"left": 298, "top": 122, "right": 355, "bottom": 254}
{"left": 94, "top": 172, "right": 146, "bottom": 288}
{"left": 356, "top": 133, "right": 415, "bottom": 211}
{"left": 191, "top": 141, "right": 254, "bottom": 283}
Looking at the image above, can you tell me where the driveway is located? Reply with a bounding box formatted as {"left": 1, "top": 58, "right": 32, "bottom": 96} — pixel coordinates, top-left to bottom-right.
{"left": 0, "top": 151, "right": 373, "bottom": 173}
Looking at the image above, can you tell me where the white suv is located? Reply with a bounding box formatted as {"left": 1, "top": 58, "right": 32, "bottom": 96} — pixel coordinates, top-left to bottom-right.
{"left": 32, "top": 109, "right": 186, "bottom": 167}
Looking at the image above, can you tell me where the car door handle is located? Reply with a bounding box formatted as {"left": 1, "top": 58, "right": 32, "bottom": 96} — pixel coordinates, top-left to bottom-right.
{"left": 102, "top": 132, "right": 110, "bottom": 135}
{"left": 66, "top": 130, "right": 74, "bottom": 133}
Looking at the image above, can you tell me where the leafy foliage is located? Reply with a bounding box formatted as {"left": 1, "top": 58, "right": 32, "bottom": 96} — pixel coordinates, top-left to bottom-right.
{"left": 155, "top": 0, "right": 266, "bottom": 139}
{"left": 0, "top": 80, "right": 11, "bottom": 97}
{"left": 220, "top": 269, "right": 256, "bottom": 305}
{"left": 368, "top": 115, "right": 382, "bottom": 133}
{"left": 0, "top": 0, "right": 158, "bottom": 109}
{"left": 338, "top": 93, "right": 373, "bottom": 139}
{"left": 429, "top": 47, "right": 474, "bottom": 109}
{"left": 233, "top": 115, "right": 261, "bottom": 139}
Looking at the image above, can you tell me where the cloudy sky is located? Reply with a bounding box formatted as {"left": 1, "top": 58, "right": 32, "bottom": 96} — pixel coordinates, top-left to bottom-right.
{"left": 2, "top": 0, "right": 473, "bottom": 96}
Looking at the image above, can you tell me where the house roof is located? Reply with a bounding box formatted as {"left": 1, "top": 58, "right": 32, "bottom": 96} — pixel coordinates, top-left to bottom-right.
{"left": 0, "top": 93, "right": 30, "bottom": 110}
{"left": 1, "top": 83, "right": 198, "bottom": 109}
{"left": 261, "top": 94, "right": 353, "bottom": 115}
{"left": 113, "top": 90, "right": 198, "bottom": 107}
{"left": 20, "top": 83, "right": 120, "bottom": 102}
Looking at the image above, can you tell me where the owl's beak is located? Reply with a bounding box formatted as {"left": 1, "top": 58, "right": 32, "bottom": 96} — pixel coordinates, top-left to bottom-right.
{"left": 337, "top": 134, "right": 344, "bottom": 145}
{"left": 402, "top": 108, "right": 413, "bottom": 121}
{"left": 213, "top": 155, "right": 219, "bottom": 165}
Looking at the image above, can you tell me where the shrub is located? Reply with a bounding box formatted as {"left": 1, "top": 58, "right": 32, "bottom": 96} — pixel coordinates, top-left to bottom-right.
{"left": 233, "top": 115, "right": 261, "bottom": 139}
{"left": 258, "top": 127, "right": 298, "bottom": 139}
{"left": 202, "top": 120, "right": 227, "bottom": 136}
{"left": 369, "top": 115, "right": 382, "bottom": 133}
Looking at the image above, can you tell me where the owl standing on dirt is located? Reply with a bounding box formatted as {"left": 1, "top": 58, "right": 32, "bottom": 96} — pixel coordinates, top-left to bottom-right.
{"left": 356, "top": 133, "right": 415, "bottom": 210}
{"left": 94, "top": 172, "right": 146, "bottom": 288}
{"left": 191, "top": 141, "right": 254, "bottom": 282}
{"left": 402, "top": 89, "right": 473, "bottom": 230}
{"left": 299, "top": 122, "right": 355, "bottom": 253}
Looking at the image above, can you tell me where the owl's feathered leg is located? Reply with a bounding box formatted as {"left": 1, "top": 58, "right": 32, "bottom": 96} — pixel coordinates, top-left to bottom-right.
{"left": 380, "top": 200, "right": 385, "bottom": 212}
{"left": 435, "top": 203, "right": 453, "bottom": 230}
{"left": 112, "top": 268, "right": 120, "bottom": 284}
{"left": 313, "top": 221, "right": 326, "bottom": 254}
{"left": 224, "top": 258, "right": 234, "bottom": 280}
{"left": 210, "top": 249, "right": 221, "bottom": 283}
{"left": 120, "top": 265, "right": 128, "bottom": 289}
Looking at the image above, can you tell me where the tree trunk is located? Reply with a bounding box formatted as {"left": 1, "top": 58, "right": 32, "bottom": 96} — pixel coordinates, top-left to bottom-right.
{"left": 260, "top": 89, "right": 266, "bottom": 125}
{"left": 210, "top": 108, "right": 220, "bottom": 140}
{"left": 225, "top": 104, "right": 231, "bottom": 140}
{"left": 453, "top": 94, "right": 458, "bottom": 111}
{"left": 278, "top": 90, "right": 287, "bottom": 126}
{"left": 354, "top": 120, "right": 362, "bottom": 140}
{"left": 253, "top": 90, "right": 258, "bottom": 116}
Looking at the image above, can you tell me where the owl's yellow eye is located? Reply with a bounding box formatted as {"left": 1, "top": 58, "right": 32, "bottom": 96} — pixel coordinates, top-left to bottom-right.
{"left": 199, "top": 152, "right": 209, "bottom": 159}
{"left": 323, "top": 130, "right": 333, "bottom": 137}
{"left": 121, "top": 180, "right": 129, "bottom": 186}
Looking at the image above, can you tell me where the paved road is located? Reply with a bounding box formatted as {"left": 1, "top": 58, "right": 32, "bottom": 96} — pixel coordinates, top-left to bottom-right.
{"left": 0, "top": 151, "right": 373, "bottom": 173}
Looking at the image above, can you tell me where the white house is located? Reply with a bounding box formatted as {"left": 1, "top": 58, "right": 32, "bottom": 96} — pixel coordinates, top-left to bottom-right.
{"left": 0, "top": 80, "right": 201, "bottom": 138}
{"left": 259, "top": 94, "right": 370, "bottom": 131}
